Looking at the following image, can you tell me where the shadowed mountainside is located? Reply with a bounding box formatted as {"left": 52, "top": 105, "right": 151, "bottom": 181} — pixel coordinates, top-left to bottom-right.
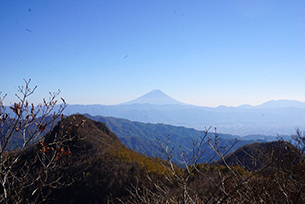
{"left": 15, "top": 114, "right": 167, "bottom": 203}
{"left": 83, "top": 114, "right": 276, "bottom": 164}
{"left": 214, "top": 140, "right": 303, "bottom": 171}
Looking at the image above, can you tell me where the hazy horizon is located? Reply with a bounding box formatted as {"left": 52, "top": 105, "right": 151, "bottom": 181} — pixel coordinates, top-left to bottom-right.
{"left": 1, "top": 88, "right": 305, "bottom": 108}
{"left": 61, "top": 89, "right": 305, "bottom": 108}
{"left": 1, "top": 1, "right": 304, "bottom": 107}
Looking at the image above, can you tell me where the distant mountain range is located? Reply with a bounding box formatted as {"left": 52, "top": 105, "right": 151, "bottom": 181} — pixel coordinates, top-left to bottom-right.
{"left": 60, "top": 90, "right": 305, "bottom": 136}
{"left": 84, "top": 114, "right": 284, "bottom": 164}
{"left": 118, "top": 89, "right": 305, "bottom": 109}
{"left": 239, "top": 99, "right": 305, "bottom": 109}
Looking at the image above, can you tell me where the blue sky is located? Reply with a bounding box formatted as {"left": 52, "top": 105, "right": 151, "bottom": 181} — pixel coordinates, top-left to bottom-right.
{"left": 1, "top": 0, "right": 305, "bottom": 107}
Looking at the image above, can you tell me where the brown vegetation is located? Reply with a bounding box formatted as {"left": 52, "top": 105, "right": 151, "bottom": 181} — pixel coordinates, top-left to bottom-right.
{"left": 1, "top": 80, "right": 305, "bottom": 203}
{"left": 121, "top": 129, "right": 305, "bottom": 204}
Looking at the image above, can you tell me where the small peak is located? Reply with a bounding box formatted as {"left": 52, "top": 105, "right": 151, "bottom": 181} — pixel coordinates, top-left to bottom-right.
{"left": 151, "top": 89, "right": 161, "bottom": 93}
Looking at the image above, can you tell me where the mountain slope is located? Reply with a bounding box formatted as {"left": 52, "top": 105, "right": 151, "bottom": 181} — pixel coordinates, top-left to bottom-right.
{"left": 214, "top": 140, "right": 302, "bottom": 171}
{"left": 13, "top": 114, "right": 168, "bottom": 203}
{"left": 53, "top": 115, "right": 169, "bottom": 203}
{"left": 84, "top": 114, "right": 268, "bottom": 164}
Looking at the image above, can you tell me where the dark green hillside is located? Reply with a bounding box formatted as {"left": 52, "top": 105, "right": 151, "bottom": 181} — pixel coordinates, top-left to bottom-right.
{"left": 84, "top": 114, "right": 263, "bottom": 164}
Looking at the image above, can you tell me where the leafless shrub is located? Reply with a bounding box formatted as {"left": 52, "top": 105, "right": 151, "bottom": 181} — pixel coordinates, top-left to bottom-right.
{"left": 0, "top": 79, "right": 85, "bottom": 203}
{"left": 124, "top": 125, "right": 305, "bottom": 204}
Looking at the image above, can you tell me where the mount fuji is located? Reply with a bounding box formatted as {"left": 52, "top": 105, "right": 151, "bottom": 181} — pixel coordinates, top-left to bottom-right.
{"left": 120, "top": 89, "right": 186, "bottom": 105}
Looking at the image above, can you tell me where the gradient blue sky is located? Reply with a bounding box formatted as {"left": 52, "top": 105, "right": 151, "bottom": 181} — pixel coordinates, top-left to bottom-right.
{"left": 1, "top": 0, "right": 305, "bottom": 107}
